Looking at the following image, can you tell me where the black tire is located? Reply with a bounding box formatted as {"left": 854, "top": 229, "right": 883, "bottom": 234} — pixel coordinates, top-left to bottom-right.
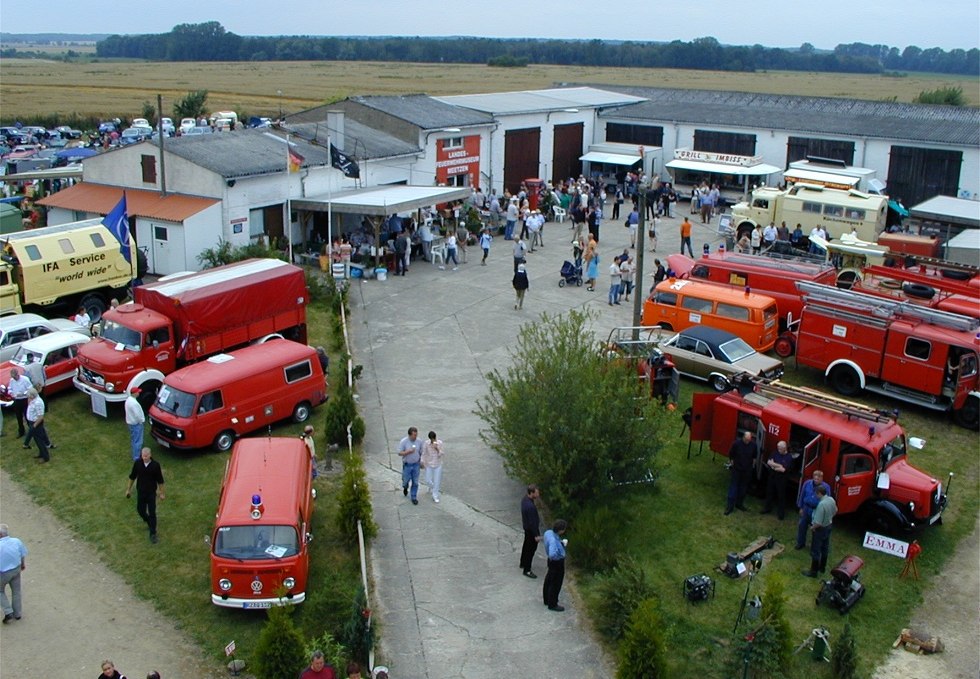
{"left": 558, "top": 279, "right": 566, "bottom": 288}
{"left": 953, "top": 396, "right": 980, "bottom": 430}
{"left": 79, "top": 293, "right": 108, "bottom": 324}
{"left": 836, "top": 270, "right": 860, "bottom": 289}
{"left": 902, "top": 282, "right": 935, "bottom": 300}
{"left": 940, "top": 269, "right": 971, "bottom": 281}
{"left": 774, "top": 335, "right": 796, "bottom": 358}
{"left": 865, "top": 506, "right": 901, "bottom": 537}
{"left": 292, "top": 401, "right": 312, "bottom": 423}
{"left": 657, "top": 322, "right": 673, "bottom": 331}
{"left": 830, "top": 365, "right": 861, "bottom": 396}
{"left": 214, "top": 430, "right": 236, "bottom": 453}
{"left": 709, "top": 374, "right": 729, "bottom": 392}
{"left": 577, "top": 278, "right": 583, "bottom": 287}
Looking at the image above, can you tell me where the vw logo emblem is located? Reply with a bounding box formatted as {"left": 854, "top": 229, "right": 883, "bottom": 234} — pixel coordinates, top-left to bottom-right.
{"left": 251, "top": 579, "right": 263, "bottom": 593}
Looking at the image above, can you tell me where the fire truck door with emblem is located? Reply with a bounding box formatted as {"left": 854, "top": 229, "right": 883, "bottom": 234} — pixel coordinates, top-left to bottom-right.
{"left": 834, "top": 444, "right": 876, "bottom": 515}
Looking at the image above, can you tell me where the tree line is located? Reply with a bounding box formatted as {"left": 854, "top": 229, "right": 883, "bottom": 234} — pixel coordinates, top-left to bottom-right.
{"left": 94, "top": 23, "right": 979, "bottom": 76}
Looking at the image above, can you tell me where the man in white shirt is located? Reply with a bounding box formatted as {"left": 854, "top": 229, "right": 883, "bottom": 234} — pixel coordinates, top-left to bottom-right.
{"left": 762, "top": 222, "right": 778, "bottom": 248}
{"left": 809, "top": 224, "right": 828, "bottom": 254}
{"left": 125, "top": 387, "right": 146, "bottom": 461}
{"left": 7, "top": 368, "right": 32, "bottom": 437}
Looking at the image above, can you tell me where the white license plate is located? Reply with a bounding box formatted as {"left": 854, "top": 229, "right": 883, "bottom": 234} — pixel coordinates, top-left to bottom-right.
{"left": 154, "top": 437, "right": 170, "bottom": 448}
{"left": 243, "top": 601, "right": 271, "bottom": 609}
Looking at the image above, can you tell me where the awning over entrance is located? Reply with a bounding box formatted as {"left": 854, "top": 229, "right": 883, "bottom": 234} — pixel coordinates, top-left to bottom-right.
{"left": 293, "top": 185, "right": 472, "bottom": 215}
{"left": 2, "top": 165, "right": 85, "bottom": 182}
{"left": 579, "top": 151, "right": 641, "bottom": 166}
{"left": 666, "top": 159, "right": 782, "bottom": 176}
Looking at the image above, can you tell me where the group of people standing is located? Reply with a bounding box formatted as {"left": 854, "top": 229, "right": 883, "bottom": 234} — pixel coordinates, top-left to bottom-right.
{"left": 520, "top": 485, "right": 569, "bottom": 612}
{"left": 4, "top": 365, "right": 53, "bottom": 464}
{"left": 725, "top": 432, "right": 839, "bottom": 578}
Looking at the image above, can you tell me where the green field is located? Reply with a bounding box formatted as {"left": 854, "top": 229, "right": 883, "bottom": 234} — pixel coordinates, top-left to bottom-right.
{"left": 0, "top": 59, "right": 975, "bottom": 122}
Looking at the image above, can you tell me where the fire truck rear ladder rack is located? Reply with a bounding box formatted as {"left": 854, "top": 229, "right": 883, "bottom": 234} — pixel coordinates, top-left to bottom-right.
{"left": 751, "top": 376, "right": 896, "bottom": 424}
{"left": 887, "top": 251, "right": 980, "bottom": 277}
{"left": 797, "top": 282, "right": 980, "bottom": 333}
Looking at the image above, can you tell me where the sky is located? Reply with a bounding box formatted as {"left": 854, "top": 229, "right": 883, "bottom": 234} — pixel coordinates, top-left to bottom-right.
{"left": 2, "top": 0, "right": 978, "bottom": 52}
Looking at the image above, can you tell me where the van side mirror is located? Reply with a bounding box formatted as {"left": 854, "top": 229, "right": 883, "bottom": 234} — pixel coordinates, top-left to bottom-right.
{"left": 305, "top": 533, "right": 313, "bottom": 545}
{"left": 204, "top": 535, "right": 211, "bottom": 546}
{"left": 908, "top": 437, "right": 926, "bottom": 450}
{"left": 876, "top": 472, "right": 891, "bottom": 490}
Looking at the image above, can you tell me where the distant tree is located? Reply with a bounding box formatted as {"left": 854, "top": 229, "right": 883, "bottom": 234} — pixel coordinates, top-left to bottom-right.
{"left": 487, "top": 54, "right": 529, "bottom": 67}
{"left": 140, "top": 100, "right": 157, "bottom": 126}
{"left": 173, "top": 89, "right": 208, "bottom": 120}
{"left": 913, "top": 86, "right": 966, "bottom": 105}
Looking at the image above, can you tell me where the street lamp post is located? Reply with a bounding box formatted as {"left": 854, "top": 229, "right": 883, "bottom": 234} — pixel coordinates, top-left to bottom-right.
{"left": 277, "top": 90, "right": 283, "bottom": 122}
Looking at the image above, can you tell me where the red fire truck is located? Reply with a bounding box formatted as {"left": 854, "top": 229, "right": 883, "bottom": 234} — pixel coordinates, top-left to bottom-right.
{"left": 689, "top": 377, "right": 949, "bottom": 535}
{"left": 786, "top": 282, "right": 980, "bottom": 429}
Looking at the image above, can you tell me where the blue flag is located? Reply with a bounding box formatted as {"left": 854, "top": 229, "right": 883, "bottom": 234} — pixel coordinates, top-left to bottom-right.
{"left": 104, "top": 195, "right": 131, "bottom": 263}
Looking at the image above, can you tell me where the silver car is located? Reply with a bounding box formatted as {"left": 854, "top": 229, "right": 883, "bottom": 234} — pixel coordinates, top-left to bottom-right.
{"left": 0, "top": 313, "right": 92, "bottom": 363}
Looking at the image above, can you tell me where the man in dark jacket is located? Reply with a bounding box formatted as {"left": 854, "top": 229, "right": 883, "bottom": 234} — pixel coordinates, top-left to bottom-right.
{"left": 126, "top": 447, "right": 166, "bottom": 543}
{"left": 519, "top": 485, "right": 541, "bottom": 578}
{"left": 725, "top": 431, "right": 756, "bottom": 515}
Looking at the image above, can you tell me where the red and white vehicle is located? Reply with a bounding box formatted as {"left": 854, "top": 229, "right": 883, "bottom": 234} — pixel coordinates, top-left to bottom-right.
{"left": 74, "top": 259, "right": 308, "bottom": 411}
{"left": 689, "top": 377, "right": 950, "bottom": 534}
{"left": 0, "top": 330, "right": 91, "bottom": 396}
{"left": 785, "top": 282, "right": 980, "bottom": 429}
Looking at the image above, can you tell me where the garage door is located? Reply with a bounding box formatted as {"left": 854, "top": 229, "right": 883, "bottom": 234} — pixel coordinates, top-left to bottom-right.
{"left": 552, "top": 123, "right": 584, "bottom": 184}
{"left": 504, "top": 128, "right": 541, "bottom": 194}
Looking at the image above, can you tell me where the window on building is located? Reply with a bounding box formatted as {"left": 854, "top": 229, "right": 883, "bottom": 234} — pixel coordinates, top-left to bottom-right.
{"left": 154, "top": 226, "right": 168, "bottom": 241}
{"left": 693, "top": 130, "right": 756, "bottom": 156}
{"left": 606, "top": 123, "right": 664, "bottom": 146}
{"left": 443, "top": 137, "right": 463, "bottom": 149}
{"left": 141, "top": 154, "right": 157, "bottom": 184}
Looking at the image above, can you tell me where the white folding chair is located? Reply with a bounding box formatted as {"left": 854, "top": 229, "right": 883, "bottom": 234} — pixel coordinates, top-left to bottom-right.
{"left": 552, "top": 205, "right": 567, "bottom": 223}
{"left": 431, "top": 243, "right": 446, "bottom": 267}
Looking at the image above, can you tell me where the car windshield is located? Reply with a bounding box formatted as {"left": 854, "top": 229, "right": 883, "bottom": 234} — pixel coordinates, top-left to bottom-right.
{"left": 9, "top": 347, "right": 36, "bottom": 365}
{"left": 213, "top": 525, "right": 299, "bottom": 560}
{"left": 101, "top": 321, "right": 141, "bottom": 350}
{"left": 154, "top": 384, "right": 196, "bottom": 417}
{"left": 718, "top": 338, "right": 755, "bottom": 363}
{"left": 879, "top": 435, "right": 907, "bottom": 470}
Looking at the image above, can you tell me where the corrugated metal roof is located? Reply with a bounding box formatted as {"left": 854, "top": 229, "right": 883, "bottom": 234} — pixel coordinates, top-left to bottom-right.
{"left": 162, "top": 129, "right": 331, "bottom": 180}
{"left": 285, "top": 118, "right": 420, "bottom": 159}
{"left": 436, "top": 86, "right": 646, "bottom": 115}
{"left": 37, "top": 183, "right": 218, "bottom": 221}
{"left": 595, "top": 86, "right": 980, "bottom": 146}
{"left": 347, "top": 94, "right": 494, "bottom": 130}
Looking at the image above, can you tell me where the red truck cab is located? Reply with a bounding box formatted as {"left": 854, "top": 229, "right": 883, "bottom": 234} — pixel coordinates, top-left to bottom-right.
{"left": 689, "top": 378, "right": 949, "bottom": 534}
{"left": 211, "top": 437, "right": 315, "bottom": 608}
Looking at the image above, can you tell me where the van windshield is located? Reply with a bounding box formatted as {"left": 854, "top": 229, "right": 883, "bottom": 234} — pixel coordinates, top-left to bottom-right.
{"left": 101, "top": 321, "right": 141, "bottom": 350}
{"left": 154, "top": 385, "right": 196, "bottom": 417}
{"left": 213, "top": 525, "right": 300, "bottom": 560}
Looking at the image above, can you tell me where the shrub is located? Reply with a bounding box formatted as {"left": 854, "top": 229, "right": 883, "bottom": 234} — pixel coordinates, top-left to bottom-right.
{"left": 252, "top": 604, "right": 307, "bottom": 679}
{"left": 303, "top": 631, "right": 348, "bottom": 675}
{"left": 339, "top": 586, "right": 374, "bottom": 668}
{"left": 323, "top": 380, "right": 364, "bottom": 446}
{"left": 617, "top": 598, "right": 668, "bottom": 679}
{"left": 335, "top": 454, "right": 377, "bottom": 545}
{"left": 760, "top": 572, "right": 793, "bottom": 665}
{"left": 913, "top": 86, "right": 965, "bottom": 105}
{"left": 588, "top": 556, "right": 654, "bottom": 640}
{"left": 832, "top": 621, "right": 859, "bottom": 679}
{"left": 572, "top": 503, "right": 628, "bottom": 573}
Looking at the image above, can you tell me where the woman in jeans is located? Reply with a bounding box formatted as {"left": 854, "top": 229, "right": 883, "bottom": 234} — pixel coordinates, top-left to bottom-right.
{"left": 421, "top": 431, "right": 445, "bottom": 503}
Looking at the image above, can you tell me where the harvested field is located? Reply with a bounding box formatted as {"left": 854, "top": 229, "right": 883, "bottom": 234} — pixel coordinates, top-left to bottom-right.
{"left": 1, "top": 59, "right": 975, "bottom": 121}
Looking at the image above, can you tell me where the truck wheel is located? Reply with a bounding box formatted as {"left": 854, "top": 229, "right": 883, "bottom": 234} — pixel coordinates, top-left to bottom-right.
{"left": 830, "top": 365, "right": 861, "bottom": 396}
{"left": 774, "top": 335, "right": 795, "bottom": 358}
{"left": 709, "top": 375, "right": 729, "bottom": 392}
{"left": 214, "top": 430, "right": 236, "bottom": 453}
{"left": 657, "top": 323, "right": 673, "bottom": 331}
{"left": 835, "top": 270, "right": 861, "bottom": 289}
{"left": 292, "top": 401, "right": 312, "bottom": 423}
{"left": 79, "top": 294, "right": 108, "bottom": 324}
{"left": 865, "top": 506, "right": 901, "bottom": 537}
{"left": 953, "top": 396, "right": 980, "bottom": 430}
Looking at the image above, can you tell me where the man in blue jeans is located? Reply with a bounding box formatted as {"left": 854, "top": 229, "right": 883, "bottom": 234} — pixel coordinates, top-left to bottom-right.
{"left": 398, "top": 427, "right": 423, "bottom": 505}
{"left": 802, "top": 484, "right": 837, "bottom": 577}
{"left": 795, "top": 469, "right": 832, "bottom": 550}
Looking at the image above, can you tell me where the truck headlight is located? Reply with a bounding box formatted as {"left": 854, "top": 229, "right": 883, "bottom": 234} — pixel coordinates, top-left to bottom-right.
{"left": 106, "top": 383, "right": 115, "bottom": 393}
{"left": 219, "top": 579, "right": 232, "bottom": 591}
{"left": 176, "top": 430, "right": 184, "bottom": 439}
{"left": 283, "top": 577, "right": 296, "bottom": 589}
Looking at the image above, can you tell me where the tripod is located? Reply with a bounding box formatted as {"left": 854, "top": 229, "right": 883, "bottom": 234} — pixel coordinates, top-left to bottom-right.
{"left": 732, "top": 560, "right": 762, "bottom": 633}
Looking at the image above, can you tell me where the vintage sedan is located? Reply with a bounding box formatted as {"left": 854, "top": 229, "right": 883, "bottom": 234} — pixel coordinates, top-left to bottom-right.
{"left": 0, "top": 330, "right": 91, "bottom": 395}
{"left": 659, "top": 324, "right": 783, "bottom": 391}
{"left": 0, "top": 313, "right": 91, "bottom": 363}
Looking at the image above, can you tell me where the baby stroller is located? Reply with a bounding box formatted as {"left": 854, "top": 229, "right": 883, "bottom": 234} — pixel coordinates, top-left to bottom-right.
{"left": 559, "top": 260, "right": 584, "bottom": 287}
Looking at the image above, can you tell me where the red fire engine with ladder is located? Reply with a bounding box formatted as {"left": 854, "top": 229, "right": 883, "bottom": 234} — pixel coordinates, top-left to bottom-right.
{"left": 778, "top": 282, "right": 980, "bottom": 429}
{"left": 689, "top": 376, "right": 950, "bottom": 535}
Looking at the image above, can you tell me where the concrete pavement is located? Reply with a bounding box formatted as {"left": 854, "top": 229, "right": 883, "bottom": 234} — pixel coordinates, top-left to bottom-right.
{"left": 350, "top": 203, "right": 722, "bottom": 677}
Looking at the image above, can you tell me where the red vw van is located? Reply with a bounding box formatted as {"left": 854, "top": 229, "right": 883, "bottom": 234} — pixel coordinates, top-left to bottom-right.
{"left": 210, "top": 437, "right": 315, "bottom": 608}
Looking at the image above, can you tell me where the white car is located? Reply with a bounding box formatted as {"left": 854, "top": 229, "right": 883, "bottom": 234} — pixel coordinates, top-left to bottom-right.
{"left": 132, "top": 118, "right": 150, "bottom": 128}
{"left": 0, "top": 313, "right": 91, "bottom": 363}
{"left": 179, "top": 118, "right": 197, "bottom": 134}
{"left": 160, "top": 118, "right": 176, "bottom": 136}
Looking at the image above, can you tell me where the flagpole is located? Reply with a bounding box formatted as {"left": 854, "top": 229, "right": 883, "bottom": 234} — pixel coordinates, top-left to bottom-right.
{"left": 286, "top": 134, "right": 293, "bottom": 264}
{"left": 327, "top": 134, "right": 332, "bottom": 270}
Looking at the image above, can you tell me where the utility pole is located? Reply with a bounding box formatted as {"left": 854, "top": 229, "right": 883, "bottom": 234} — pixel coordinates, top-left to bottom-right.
{"left": 632, "top": 184, "right": 647, "bottom": 331}
{"left": 157, "top": 94, "right": 167, "bottom": 197}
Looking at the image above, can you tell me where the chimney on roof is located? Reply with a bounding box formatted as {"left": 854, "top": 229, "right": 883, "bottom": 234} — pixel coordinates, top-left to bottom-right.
{"left": 326, "top": 110, "right": 345, "bottom": 151}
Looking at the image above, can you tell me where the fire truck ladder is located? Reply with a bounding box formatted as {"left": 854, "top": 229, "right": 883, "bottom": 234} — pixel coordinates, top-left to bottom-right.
{"left": 750, "top": 376, "right": 895, "bottom": 424}
{"left": 886, "top": 251, "right": 980, "bottom": 277}
{"left": 796, "top": 282, "right": 980, "bottom": 334}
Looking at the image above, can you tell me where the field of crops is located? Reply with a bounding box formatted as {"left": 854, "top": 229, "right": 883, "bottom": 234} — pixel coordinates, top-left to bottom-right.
{"left": 1, "top": 58, "right": 975, "bottom": 122}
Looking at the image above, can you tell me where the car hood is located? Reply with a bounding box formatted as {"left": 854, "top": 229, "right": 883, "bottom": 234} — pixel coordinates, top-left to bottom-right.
{"left": 733, "top": 352, "right": 784, "bottom": 376}
{"left": 77, "top": 338, "right": 137, "bottom": 371}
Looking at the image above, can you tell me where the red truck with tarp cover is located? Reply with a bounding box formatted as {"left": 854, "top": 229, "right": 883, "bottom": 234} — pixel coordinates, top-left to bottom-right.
{"left": 74, "top": 258, "right": 308, "bottom": 410}
{"left": 688, "top": 377, "right": 949, "bottom": 535}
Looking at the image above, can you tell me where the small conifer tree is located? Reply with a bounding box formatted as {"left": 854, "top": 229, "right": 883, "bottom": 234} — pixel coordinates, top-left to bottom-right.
{"left": 252, "top": 604, "right": 306, "bottom": 679}
{"left": 832, "top": 621, "right": 859, "bottom": 679}
{"left": 616, "top": 598, "right": 668, "bottom": 679}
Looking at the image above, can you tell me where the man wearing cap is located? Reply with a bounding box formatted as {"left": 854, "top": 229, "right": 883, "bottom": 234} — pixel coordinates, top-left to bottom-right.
{"left": 125, "top": 387, "right": 146, "bottom": 462}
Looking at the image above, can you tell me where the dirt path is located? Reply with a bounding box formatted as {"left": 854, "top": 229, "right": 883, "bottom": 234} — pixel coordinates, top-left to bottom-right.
{"left": 872, "top": 517, "right": 980, "bottom": 679}
{"left": 0, "top": 469, "right": 224, "bottom": 678}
